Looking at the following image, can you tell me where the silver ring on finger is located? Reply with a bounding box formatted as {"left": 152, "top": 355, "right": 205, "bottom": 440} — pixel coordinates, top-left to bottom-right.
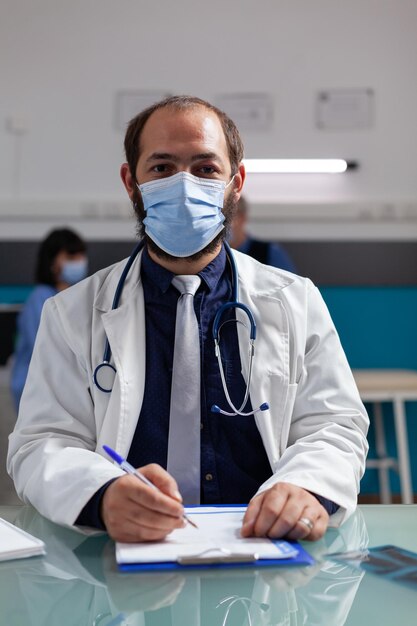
{"left": 298, "top": 516, "right": 314, "bottom": 533}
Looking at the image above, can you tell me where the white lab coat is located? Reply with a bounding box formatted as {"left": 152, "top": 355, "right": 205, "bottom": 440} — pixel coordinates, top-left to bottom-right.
{"left": 7, "top": 249, "right": 368, "bottom": 530}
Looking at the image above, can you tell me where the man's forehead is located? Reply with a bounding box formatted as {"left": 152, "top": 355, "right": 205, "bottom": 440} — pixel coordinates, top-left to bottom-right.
{"left": 145, "top": 104, "right": 219, "bottom": 127}
{"left": 139, "top": 106, "right": 228, "bottom": 155}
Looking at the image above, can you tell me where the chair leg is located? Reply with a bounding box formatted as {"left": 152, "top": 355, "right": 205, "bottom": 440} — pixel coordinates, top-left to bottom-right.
{"left": 393, "top": 397, "right": 413, "bottom": 504}
{"left": 373, "top": 402, "right": 391, "bottom": 504}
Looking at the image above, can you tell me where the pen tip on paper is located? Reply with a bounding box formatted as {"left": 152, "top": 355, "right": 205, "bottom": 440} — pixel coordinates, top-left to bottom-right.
{"left": 186, "top": 516, "right": 198, "bottom": 529}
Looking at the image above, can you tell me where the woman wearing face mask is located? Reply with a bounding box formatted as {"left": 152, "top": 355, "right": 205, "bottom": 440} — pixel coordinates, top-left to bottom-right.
{"left": 10, "top": 228, "right": 88, "bottom": 412}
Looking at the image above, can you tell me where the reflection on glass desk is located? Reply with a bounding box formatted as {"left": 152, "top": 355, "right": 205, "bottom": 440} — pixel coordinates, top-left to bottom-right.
{"left": 0, "top": 505, "right": 416, "bottom": 626}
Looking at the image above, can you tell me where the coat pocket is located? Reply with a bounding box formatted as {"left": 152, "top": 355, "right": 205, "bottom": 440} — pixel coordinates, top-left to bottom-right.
{"left": 279, "top": 383, "right": 298, "bottom": 457}
{"left": 255, "top": 374, "right": 296, "bottom": 470}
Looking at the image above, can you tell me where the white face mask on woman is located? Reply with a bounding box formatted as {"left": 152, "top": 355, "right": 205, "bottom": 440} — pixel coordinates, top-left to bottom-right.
{"left": 60, "top": 259, "right": 88, "bottom": 285}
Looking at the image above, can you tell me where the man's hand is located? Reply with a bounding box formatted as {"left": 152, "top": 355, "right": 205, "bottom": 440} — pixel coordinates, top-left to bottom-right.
{"left": 241, "top": 482, "right": 329, "bottom": 542}
{"left": 101, "top": 464, "right": 185, "bottom": 542}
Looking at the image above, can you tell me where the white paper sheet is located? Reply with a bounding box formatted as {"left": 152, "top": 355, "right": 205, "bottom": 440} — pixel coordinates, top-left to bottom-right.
{"left": 0, "top": 517, "right": 46, "bottom": 562}
{"left": 116, "top": 506, "right": 298, "bottom": 564}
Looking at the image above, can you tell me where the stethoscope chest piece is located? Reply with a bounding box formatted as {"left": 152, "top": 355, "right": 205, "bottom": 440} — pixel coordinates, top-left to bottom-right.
{"left": 93, "top": 361, "right": 116, "bottom": 393}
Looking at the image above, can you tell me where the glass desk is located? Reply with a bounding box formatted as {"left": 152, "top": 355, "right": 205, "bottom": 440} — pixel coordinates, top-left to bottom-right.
{"left": 0, "top": 504, "right": 416, "bottom": 625}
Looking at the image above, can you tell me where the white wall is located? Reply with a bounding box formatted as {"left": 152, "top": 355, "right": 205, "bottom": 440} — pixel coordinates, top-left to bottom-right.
{"left": 1, "top": 0, "right": 416, "bottom": 215}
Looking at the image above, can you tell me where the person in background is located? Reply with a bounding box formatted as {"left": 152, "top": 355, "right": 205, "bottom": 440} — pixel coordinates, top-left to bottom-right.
{"left": 229, "top": 195, "right": 296, "bottom": 272}
{"left": 10, "top": 228, "right": 88, "bottom": 411}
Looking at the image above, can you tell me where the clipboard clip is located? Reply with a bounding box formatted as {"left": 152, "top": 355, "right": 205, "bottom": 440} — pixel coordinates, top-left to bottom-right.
{"left": 177, "top": 547, "right": 259, "bottom": 565}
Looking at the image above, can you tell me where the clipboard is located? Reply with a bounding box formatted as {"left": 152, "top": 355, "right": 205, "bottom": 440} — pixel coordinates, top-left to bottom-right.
{"left": 116, "top": 505, "right": 315, "bottom": 572}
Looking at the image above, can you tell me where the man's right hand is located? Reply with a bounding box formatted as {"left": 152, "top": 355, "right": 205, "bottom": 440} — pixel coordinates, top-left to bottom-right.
{"left": 101, "top": 464, "right": 185, "bottom": 542}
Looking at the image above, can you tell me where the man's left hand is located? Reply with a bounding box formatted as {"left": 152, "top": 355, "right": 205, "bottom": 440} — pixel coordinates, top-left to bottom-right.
{"left": 241, "top": 482, "right": 329, "bottom": 541}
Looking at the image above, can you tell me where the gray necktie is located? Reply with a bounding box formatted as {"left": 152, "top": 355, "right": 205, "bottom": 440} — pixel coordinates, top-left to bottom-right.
{"left": 167, "top": 275, "right": 202, "bottom": 504}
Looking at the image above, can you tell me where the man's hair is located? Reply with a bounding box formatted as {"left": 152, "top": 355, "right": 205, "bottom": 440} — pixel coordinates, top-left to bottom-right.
{"left": 124, "top": 95, "right": 244, "bottom": 181}
{"left": 36, "top": 228, "right": 86, "bottom": 285}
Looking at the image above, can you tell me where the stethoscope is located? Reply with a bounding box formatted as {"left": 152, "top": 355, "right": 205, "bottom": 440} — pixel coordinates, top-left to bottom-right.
{"left": 216, "top": 595, "right": 270, "bottom": 626}
{"left": 93, "top": 240, "right": 269, "bottom": 417}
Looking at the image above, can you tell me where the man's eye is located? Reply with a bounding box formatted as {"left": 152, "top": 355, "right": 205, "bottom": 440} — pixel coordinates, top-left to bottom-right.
{"left": 199, "top": 166, "right": 216, "bottom": 175}
{"left": 153, "top": 164, "right": 168, "bottom": 173}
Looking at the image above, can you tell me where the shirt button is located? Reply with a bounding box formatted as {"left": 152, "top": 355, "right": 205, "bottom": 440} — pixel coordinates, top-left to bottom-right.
{"left": 205, "top": 473, "right": 213, "bottom": 481}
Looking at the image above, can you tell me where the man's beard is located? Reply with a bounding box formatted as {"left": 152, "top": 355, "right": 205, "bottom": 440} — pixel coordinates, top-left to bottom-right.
{"left": 131, "top": 186, "right": 239, "bottom": 263}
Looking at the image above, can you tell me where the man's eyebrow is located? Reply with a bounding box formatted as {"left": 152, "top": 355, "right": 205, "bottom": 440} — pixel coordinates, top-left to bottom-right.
{"left": 146, "top": 152, "right": 180, "bottom": 163}
{"left": 146, "top": 152, "right": 222, "bottom": 163}
{"left": 191, "top": 152, "right": 221, "bottom": 162}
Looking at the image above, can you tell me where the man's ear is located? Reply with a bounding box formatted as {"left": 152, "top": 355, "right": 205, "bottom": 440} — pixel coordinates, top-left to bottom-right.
{"left": 120, "top": 163, "right": 136, "bottom": 200}
{"left": 233, "top": 162, "right": 246, "bottom": 201}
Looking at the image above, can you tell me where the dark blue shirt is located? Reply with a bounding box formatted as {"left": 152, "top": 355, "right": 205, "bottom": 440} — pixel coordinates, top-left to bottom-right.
{"left": 77, "top": 245, "right": 337, "bottom": 527}
{"left": 128, "top": 245, "right": 272, "bottom": 503}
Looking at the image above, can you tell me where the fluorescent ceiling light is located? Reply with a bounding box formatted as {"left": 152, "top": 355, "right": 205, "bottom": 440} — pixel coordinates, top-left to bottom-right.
{"left": 243, "top": 159, "right": 349, "bottom": 173}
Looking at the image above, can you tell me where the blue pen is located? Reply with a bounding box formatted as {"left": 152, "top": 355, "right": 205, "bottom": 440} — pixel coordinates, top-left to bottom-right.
{"left": 103, "top": 445, "right": 198, "bottom": 529}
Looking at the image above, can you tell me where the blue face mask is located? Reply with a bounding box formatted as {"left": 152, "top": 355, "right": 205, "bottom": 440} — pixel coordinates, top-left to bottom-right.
{"left": 60, "top": 259, "right": 88, "bottom": 285}
{"left": 138, "top": 171, "right": 234, "bottom": 257}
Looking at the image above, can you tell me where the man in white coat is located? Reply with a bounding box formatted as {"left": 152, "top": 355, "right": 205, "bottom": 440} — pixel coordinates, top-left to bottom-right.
{"left": 8, "top": 96, "right": 369, "bottom": 543}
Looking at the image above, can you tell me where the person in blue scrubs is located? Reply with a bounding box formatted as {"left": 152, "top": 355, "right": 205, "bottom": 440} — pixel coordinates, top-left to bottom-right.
{"left": 229, "top": 196, "right": 296, "bottom": 272}
{"left": 10, "top": 228, "right": 88, "bottom": 411}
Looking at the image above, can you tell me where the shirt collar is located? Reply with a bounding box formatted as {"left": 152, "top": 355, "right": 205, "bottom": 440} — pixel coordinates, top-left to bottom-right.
{"left": 198, "top": 244, "right": 226, "bottom": 292}
{"left": 141, "top": 244, "right": 227, "bottom": 294}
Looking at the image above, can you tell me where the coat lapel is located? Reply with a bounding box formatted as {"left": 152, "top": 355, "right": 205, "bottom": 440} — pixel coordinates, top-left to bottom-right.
{"left": 94, "top": 251, "right": 146, "bottom": 458}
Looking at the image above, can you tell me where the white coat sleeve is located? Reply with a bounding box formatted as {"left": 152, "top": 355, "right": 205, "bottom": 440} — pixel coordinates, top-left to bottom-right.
{"left": 7, "top": 298, "right": 124, "bottom": 529}
{"left": 258, "top": 281, "right": 369, "bottom": 526}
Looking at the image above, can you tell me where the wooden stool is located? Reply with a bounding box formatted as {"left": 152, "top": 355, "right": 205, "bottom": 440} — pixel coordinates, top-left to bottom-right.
{"left": 353, "top": 369, "right": 417, "bottom": 504}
